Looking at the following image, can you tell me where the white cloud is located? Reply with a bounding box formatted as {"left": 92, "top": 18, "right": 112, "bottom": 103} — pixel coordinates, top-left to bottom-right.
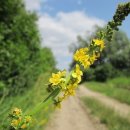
{"left": 24, "top": 0, "right": 46, "bottom": 11}
{"left": 38, "top": 11, "right": 105, "bottom": 70}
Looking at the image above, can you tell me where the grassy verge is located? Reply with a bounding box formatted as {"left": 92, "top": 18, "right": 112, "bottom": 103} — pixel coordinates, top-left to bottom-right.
{"left": 0, "top": 73, "right": 53, "bottom": 130}
{"left": 85, "top": 77, "right": 130, "bottom": 104}
{"left": 82, "top": 97, "right": 130, "bottom": 130}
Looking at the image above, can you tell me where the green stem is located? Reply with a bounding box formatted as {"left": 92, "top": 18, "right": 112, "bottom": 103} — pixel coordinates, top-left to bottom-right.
{"left": 27, "top": 88, "right": 61, "bottom": 116}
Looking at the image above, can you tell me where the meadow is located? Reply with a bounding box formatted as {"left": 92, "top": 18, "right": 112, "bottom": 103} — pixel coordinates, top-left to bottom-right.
{"left": 82, "top": 96, "right": 130, "bottom": 130}
{"left": 81, "top": 76, "right": 130, "bottom": 130}
{"left": 85, "top": 77, "right": 130, "bottom": 104}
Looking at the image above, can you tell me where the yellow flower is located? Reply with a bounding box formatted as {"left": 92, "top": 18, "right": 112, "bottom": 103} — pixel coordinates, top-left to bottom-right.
{"left": 12, "top": 108, "right": 22, "bottom": 116}
{"left": 74, "top": 48, "right": 89, "bottom": 61}
{"left": 21, "top": 124, "right": 27, "bottom": 129}
{"left": 67, "top": 86, "right": 76, "bottom": 96}
{"left": 11, "top": 119, "right": 19, "bottom": 127}
{"left": 68, "top": 89, "right": 75, "bottom": 95}
{"left": 58, "top": 70, "right": 66, "bottom": 77}
{"left": 81, "top": 58, "right": 91, "bottom": 69}
{"left": 49, "top": 70, "right": 66, "bottom": 86}
{"left": 93, "top": 39, "right": 105, "bottom": 51}
{"left": 72, "top": 64, "right": 83, "bottom": 83}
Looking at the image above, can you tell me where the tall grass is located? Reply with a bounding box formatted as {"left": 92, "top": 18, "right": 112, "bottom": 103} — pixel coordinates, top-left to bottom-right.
{"left": 85, "top": 77, "right": 130, "bottom": 104}
{"left": 0, "top": 73, "right": 53, "bottom": 130}
{"left": 82, "top": 97, "right": 130, "bottom": 130}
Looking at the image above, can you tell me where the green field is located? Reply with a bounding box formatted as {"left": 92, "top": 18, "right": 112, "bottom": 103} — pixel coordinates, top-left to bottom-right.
{"left": 85, "top": 77, "right": 130, "bottom": 104}
{"left": 0, "top": 73, "right": 53, "bottom": 130}
{"left": 82, "top": 97, "right": 130, "bottom": 130}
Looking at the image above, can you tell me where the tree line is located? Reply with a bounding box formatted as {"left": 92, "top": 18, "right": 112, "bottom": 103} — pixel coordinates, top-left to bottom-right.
{"left": 0, "top": 0, "right": 56, "bottom": 95}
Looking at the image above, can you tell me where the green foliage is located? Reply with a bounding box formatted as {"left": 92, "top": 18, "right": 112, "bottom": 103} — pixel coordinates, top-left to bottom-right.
{"left": 94, "top": 64, "right": 114, "bottom": 82}
{"left": 0, "top": 0, "right": 56, "bottom": 94}
{"left": 1, "top": 73, "right": 54, "bottom": 130}
{"left": 38, "top": 48, "right": 56, "bottom": 73}
{"left": 82, "top": 97, "right": 130, "bottom": 130}
{"left": 85, "top": 76, "right": 130, "bottom": 104}
{"left": 82, "top": 68, "right": 95, "bottom": 81}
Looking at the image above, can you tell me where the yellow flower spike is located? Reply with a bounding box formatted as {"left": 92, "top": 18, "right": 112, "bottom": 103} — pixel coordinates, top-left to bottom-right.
{"left": 93, "top": 39, "right": 105, "bottom": 51}
{"left": 49, "top": 70, "right": 66, "bottom": 86}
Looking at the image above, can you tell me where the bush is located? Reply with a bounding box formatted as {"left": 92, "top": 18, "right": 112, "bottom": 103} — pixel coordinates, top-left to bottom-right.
{"left": 0, "top": 0, "right": 56, "bottom": 95}
{"left": 82, "top": 69, "right": 95, "bottom": 81}
{"left": 94, "top": 64, "right": 114, "bottom": 82}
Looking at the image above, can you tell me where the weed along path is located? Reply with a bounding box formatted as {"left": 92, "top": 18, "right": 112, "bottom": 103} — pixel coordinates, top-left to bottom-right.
{"left": 45, "top": 95, "right": 106, "bottom": 130}
{"left": 79, "top": 85, "right": 130, "bottom": 119}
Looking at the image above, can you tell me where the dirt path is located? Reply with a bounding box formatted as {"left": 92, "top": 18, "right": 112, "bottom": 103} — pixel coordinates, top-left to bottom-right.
{"left": 45, "top": 95, "right": 106, "bottom": 130}
{"left": 45, "top": 85, "right": 130, "bottom": 130}
{"left": 79, "top": 85, "right": 130, "bottom": 118}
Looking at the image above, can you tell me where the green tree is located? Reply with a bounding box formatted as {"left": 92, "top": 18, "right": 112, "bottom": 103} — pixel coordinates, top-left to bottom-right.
{"left": 0, "top": 0, "right": 56, "bottom": 94}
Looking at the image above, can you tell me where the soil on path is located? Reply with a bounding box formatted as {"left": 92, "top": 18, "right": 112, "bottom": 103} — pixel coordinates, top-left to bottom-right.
{"left": 45, "top": 91, "right": 106, "bottom": 130}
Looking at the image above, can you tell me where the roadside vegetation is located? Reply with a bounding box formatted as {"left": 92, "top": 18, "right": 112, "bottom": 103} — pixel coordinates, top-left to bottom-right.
{"left": 82, "top": 97, "right": 130, "bottom": 130}
{"left": 85, "top": 76, "right": 130, "bottom": 104}
{"left": 1, "top": 73, "right": 54, "bottom": 130}
{"left": 0, "top": 0, "right": 56, "bottom": 129}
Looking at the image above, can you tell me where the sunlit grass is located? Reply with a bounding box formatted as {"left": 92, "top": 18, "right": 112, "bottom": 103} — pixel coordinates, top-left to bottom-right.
{"left": 82, "top": 97, "right": 130, "bottom": 130}
{"left": 85, "top": 77, "right": 130, "bottom": 104}
{"left": 0, "top": 73, "right": 54, "bottom": 130}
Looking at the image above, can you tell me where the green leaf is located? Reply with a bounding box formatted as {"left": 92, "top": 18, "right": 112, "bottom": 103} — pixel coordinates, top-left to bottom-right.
{"left": 43, "top": 88, "right": 61, "bottom": 103}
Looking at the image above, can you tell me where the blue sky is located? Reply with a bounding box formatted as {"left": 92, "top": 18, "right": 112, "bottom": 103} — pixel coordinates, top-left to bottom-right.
{"left": 25, "top": 0, "right": 130, "bottom": 70}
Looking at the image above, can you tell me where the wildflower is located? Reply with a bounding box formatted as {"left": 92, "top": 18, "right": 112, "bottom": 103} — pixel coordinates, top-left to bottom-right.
{"left": 49, "top": 70, "right": 66, "bottom": 86}
{"left": 67, "top": 87, "right": 76, "bottom": 96}
{"left": 9, "top": 108, "right": 32, "bottom": 130}
{"left": 72, "top": 64, "right": 83, "bottom": 83}
{"left": 74, "top": 48, "right": 89, "bottom": 61}
{"left": 81, "top": 58, "right": 91, "bottom": 69}
{"left": 93, "top": 39, "right": 105, "bottom": 51}
{"left": 12, "top": 108, "right": 22, "bottom": 116}
{"left": 74, "top": 48, "right": 91, "bottom": 68}
{"left": 11, "top": 119, "right": 19, "bottom": 127}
